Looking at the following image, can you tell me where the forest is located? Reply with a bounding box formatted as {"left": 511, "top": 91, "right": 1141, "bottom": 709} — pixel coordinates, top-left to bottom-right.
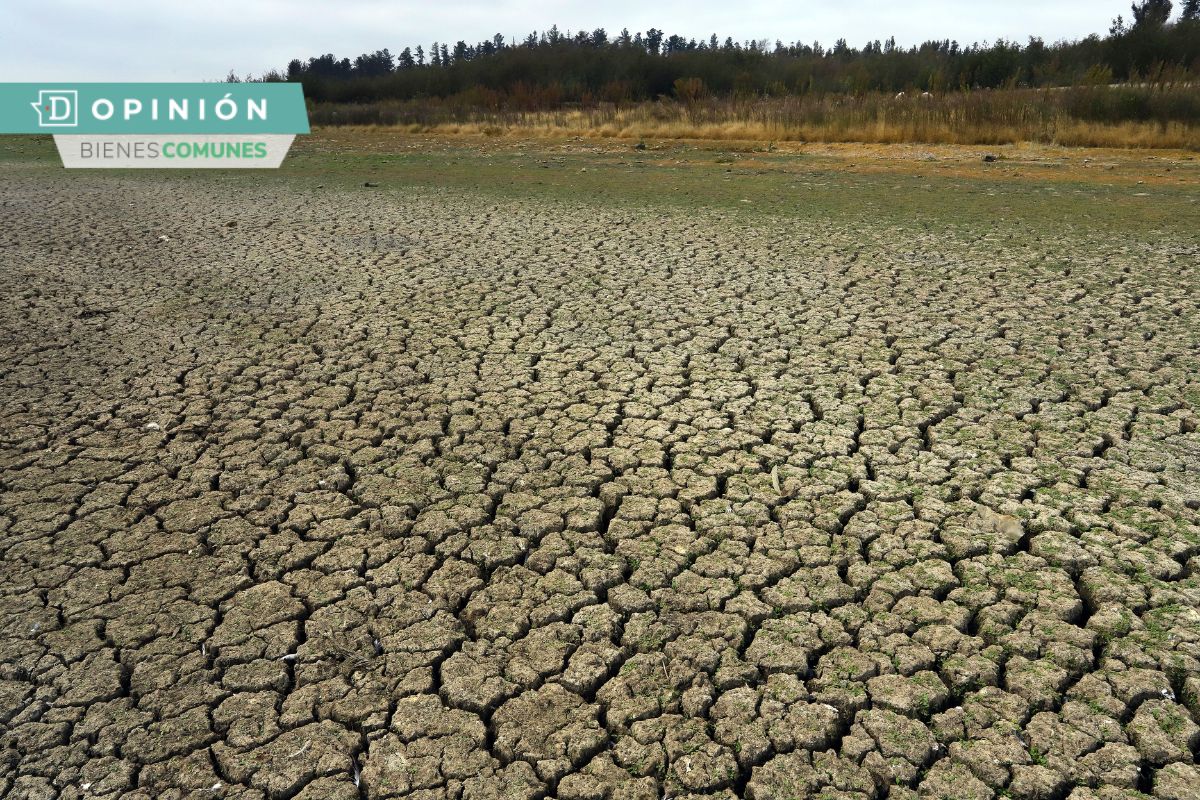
{"left": 269, "top": 3, "right": 1198, "bottom": 103}
{"left": 251, "top": 1, "right": 1200, "bottom": 146}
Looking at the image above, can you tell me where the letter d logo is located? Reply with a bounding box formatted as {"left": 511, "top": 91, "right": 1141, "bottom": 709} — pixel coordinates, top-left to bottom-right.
{"left": 32, "top": 89, "right": 78, "bottom": 127}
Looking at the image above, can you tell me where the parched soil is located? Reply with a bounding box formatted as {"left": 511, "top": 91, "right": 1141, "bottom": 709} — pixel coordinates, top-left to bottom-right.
{"left": 1, "top": 144, "right": 1199, "bottom": 800}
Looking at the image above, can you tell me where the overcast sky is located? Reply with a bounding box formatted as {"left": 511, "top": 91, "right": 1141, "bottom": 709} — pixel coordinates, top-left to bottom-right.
{"left": 3, "top": 1, "right": 1153, "bottom": 81}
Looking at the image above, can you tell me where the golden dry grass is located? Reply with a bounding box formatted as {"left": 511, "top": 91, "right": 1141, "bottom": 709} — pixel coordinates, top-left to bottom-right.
{"left": 312, "top": 89, "right": 1200, "bottom": 150}
{"left": 370, "top": 115, "right": 1198, "bottom": 150}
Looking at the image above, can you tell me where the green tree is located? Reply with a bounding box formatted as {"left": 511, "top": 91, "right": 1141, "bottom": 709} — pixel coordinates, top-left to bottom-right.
{"left": 645, "top": 28, "right": 663, "bottom": 55}
{"left": 353, "top": 49, "right": 393, "bottom": 77}
{"left": 1131, "top": 0, "right": 1172, "bottom": 28}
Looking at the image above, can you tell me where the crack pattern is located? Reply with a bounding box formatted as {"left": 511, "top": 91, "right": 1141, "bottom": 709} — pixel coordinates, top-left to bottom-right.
{"left": 1, "top": 168, "right": 1199, "bottom": 800}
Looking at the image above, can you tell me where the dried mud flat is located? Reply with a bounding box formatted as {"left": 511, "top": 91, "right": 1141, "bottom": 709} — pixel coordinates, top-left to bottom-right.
{"left": 1, "top": 152, "right": 1199, "bottom": 800}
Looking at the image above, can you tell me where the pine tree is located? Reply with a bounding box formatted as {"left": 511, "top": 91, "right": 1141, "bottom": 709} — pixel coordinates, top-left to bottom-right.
{"left": 645, "top": 28, "right": 663, "bottom": 55}
{"left": 1130, "top": 0, "right": 1172, "bottom": 28}
{"left": 1182, "top": 0, "right": 1199, "bottom": 19}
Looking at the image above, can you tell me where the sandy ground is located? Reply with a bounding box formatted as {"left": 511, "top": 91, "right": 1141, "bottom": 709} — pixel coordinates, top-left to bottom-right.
{"left": 1, "top": 136, "right": 1199, "bottom": 799}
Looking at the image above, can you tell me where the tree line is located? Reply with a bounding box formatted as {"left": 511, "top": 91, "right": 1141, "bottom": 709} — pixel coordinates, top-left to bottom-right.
{"left": 260, "top": 2, "right": 1199, "bottom": 106}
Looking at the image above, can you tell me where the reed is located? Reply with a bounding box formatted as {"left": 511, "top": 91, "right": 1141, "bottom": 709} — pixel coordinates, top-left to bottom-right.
{"left": 309, "top": 86, "right": 1200, "bottom": 149}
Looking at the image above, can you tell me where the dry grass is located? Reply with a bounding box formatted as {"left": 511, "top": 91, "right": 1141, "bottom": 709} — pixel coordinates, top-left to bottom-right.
{"left": 462, "top": 118, "right": 1194, "bottom": 150}
{"left": 376, "top": 115, "right": 1198, "bottom": 150}
{"left": 311, "top": 88, "right": 1200, "bottom": 150}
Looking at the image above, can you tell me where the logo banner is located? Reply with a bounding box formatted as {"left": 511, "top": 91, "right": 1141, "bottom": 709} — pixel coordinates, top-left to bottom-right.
{"left": 53, "top": 135, "right": 297, "bottom": 169}
{"left": 2, "top": 83, "right": 309, "bottom": 168}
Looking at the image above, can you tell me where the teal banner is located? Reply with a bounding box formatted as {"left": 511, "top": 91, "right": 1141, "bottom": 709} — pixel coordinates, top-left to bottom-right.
{"left": 0, "top": 83, "right": 310, "bottom": 134}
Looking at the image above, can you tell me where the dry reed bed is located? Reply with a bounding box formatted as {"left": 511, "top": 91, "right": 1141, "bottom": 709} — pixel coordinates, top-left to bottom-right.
{"left": 312, "top": 87, "right": 1200, "bottom": 148}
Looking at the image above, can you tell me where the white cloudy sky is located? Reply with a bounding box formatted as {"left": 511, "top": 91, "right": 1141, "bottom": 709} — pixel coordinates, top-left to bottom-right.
{"left": 3, "top": 1, "right": 1152, "bottom": 81}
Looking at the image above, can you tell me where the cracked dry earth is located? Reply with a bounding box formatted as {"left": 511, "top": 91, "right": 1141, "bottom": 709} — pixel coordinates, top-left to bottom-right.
{"left": 2, "top": 170, "right": 1200, "bottom": 800}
